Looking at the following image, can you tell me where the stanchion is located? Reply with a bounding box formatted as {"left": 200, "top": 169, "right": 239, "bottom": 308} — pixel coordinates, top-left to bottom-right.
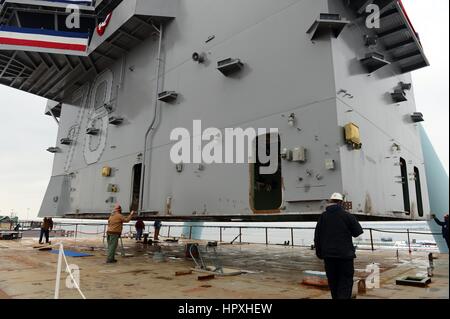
{"left": 407, "top": 229, "right": 412, "bottom": 254}
{"left": 291, "top": 228, "right": 294, "bottom": 247}
{"left": 370, "top": 229, "right": 375, "bottom": 251}
{"left": 54, "top": 243, "right": 63, "bottom": 299}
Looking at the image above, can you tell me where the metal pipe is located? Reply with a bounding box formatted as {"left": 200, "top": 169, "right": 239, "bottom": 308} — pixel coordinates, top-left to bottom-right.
{"left": 47, "top": 106, "right": 60, "bottom": 126}
{"left": 139, "top": 23, "right": 163, "bottom": 214}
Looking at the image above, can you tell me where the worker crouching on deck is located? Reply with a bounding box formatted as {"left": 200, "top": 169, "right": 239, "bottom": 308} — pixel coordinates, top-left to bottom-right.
{"left": 314, "top": 193, "right": 364, "bottom": 299}
{"left": 106, "top": 204, "right": 135, "bottom": 263}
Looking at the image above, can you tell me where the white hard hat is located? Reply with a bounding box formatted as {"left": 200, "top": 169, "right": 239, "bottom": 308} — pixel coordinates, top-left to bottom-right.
{"left": 330, "top": 193, "right": 344, "bottom": 201}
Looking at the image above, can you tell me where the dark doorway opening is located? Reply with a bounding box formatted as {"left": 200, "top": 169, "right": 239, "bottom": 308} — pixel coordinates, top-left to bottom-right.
{"left": 130, "top": 164, "right": 142, "bottom": 212}
{"left": 251, "top": 134, "right": 282, "bottom": 213}
{"left": 399, "top": 158, "right": 410, "bottom": 214}
{"left": 414, "top": 167, "right": 424, "bottom": 217}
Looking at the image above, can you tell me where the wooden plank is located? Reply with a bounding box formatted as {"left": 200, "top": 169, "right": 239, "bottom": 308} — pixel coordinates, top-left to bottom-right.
{"left": 175, "top": 270, "right": 193, "bottom": 276}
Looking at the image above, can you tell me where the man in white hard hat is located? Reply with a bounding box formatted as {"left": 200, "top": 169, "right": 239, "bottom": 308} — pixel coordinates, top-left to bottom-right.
{"left": 314, "top": 193, "right": 363, "bottom": 299}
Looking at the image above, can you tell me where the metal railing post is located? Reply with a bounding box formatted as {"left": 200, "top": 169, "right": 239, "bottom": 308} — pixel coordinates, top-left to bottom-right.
{"left": 407, "top": 229, "right": 411, "bottom": 254}
{"left": 291, "top": 228, "right": 294, "bottom": 247}
{"left": 189, "top": 226, "right": 193, "bottom": 239}
{"left": 220, "top": 227, "right": 223, "bottom": 242}
{"left": 239, "top": 227, "right": 242, "bottom": 244}
{"left": 370, "top": 228, "right": 374, "bottom": 251}
{"left": 103, "top": 225, "right": 106, "bottom": 245}
{"left": 168, "top": 226, "right": 171, "bottom": 238}
{"left": 265, "top": 228, "right": 269, "bottom": 246}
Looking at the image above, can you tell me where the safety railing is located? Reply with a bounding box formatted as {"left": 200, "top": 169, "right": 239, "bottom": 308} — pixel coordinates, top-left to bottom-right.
{"left": 16, "top": 220, "right": 442, "bottom": 253}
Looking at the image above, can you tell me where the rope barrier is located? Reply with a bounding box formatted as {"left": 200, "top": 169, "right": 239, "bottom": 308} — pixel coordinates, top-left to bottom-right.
{"left": 76, "top": 230, "right": 105, "bottom": 235}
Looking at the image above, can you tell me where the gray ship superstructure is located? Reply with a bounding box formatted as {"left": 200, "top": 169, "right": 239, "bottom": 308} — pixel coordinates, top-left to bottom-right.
{"left": 0, "top": 0, "right": 432, "bottom": 221}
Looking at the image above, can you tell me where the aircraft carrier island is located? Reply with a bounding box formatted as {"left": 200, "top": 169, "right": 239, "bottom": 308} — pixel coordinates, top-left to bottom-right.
{"left": 0, "top": 0, "right": 449, "bottom": 302}
{"left": 0, "top": 0, "right": 436, "bottom": 222}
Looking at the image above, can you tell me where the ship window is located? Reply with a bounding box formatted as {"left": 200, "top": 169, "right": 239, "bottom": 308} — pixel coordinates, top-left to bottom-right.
{"left": 250, "top": 134, "right": 282, "bottom": 213}
{"left": 17, "top": 12, "right": 55, "bottom": 29}
{"left": 130, "top": 164, "right": 142, "bottom": 212}
{"left": 13, "top": 11, "right": 95, "bottom": 34}
{"left": 399, "top": 158, "right": 410, "bottom": 214}
{"left": 414, "top": 167, "right": 424, "bottom": 217}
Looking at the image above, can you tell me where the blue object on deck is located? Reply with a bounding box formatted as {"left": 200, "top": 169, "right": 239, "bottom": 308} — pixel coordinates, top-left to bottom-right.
{"left": 50, "top": 250, "right": 93, "bottom": 257}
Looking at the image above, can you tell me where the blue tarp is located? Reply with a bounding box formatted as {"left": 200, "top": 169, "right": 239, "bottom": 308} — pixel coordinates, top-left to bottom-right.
{"left": 50, "top": 250, "right": 93, "bottom": 257}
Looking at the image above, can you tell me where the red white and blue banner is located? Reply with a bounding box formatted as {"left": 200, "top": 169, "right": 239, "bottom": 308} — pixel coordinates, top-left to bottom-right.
{"left": 0, "top": 26, "right": 89, "bottom": 55}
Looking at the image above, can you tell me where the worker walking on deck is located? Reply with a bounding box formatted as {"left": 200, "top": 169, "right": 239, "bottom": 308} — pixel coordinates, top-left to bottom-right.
{"left": 39, "top": 217, "right": 53, "bottom": 245}
{"left": 431, "top": 213, "right": 449, "bottom": 248}
{"left": 135, "top": 218, "right": 145, "bottom": 241}
{"left": 106, "top": 204, "right": 135, "bottom": 263}
{"left": 154, "top": 220, "right": 162, "bottom": 241}
{"left": 314, "top": 193, "right": 364, "bottom": 299}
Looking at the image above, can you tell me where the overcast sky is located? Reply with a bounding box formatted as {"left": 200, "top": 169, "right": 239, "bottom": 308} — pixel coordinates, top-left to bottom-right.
{"left": 0, "top": 0, "right": 448, "bottom": 219}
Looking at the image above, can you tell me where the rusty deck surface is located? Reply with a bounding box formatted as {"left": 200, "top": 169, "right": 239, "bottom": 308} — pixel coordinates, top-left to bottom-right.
{"left": 0, "top": 238, "right": 448, "bottom": 299}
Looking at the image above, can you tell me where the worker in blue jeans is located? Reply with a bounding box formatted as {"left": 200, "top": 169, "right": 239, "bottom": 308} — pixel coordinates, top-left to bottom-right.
{"left": 135, "top": 218, "right": 145, "bottom": 241}
{"left": 154, "top": 220, "right": 162, "bottom": 241}
{"left": 39, "top": 217, "right": 53, "bottom": 244}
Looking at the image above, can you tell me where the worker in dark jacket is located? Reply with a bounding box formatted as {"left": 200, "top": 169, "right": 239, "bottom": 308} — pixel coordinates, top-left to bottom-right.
{"left": 314, "top": 193, "right": 364, "bottom": 299}
{"left": 39, "top": 217, "right": 53, "bottom": 244}
{"left": 431, "top": 213, "right": 449, "bottom": 248}
{"left": 135, "top": 218, "right": 145, "bottom": 241}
